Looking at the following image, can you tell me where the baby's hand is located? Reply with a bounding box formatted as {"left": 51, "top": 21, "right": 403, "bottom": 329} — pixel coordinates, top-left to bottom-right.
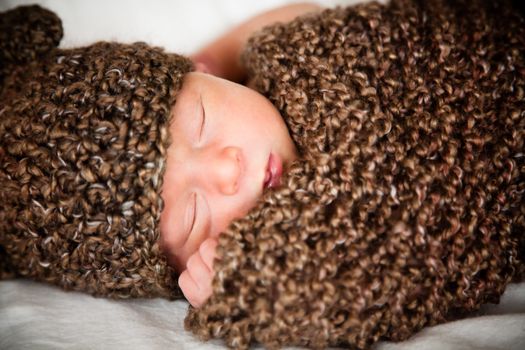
{"left": 178, "top": 237, "right": 220, "bottom": 308}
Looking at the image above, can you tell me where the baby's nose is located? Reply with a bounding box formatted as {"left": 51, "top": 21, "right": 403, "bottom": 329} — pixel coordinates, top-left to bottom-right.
{"left": 209, "top": 146, "right": 243, "bottom": 195}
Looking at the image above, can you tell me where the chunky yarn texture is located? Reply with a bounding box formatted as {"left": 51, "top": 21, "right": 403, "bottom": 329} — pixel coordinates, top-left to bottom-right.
{"left": 0, "top": 5, "right": 193, "bottom": 299}
{"left": 184, "top": 0, "right": 525, "bottom": 349}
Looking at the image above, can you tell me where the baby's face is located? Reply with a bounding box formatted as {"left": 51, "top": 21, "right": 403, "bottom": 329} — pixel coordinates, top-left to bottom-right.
{"left": 159, "top": 72, "right": 298, "bottom": 273}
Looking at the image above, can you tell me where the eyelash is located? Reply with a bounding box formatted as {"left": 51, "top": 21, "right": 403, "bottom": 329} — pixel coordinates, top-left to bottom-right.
{"left": 189, "top": 192, "right": 197, "bottom": 234}
{"left": 189, "top": 98, "right": 206, "bottom": 233}
{"left": 198, "top": 98, "right": 206, "bottom": 140}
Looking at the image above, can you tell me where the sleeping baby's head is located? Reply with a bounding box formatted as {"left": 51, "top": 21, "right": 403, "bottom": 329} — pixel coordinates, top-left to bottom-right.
{"left": 159, "top": 71, "right": 299, "bottom": 274}
{"left": 0, "top": 3, "right": 298, "bottom": 301}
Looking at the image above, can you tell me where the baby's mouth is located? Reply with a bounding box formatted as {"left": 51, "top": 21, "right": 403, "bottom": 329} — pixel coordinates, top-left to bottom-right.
{"left": 263, "top": 153, "right": 282, "bottom": 190}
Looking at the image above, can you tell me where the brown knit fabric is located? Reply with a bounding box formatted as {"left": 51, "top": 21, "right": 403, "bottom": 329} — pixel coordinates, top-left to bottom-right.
{"left": 0, "top": 5, "right": 62, "bottom": 84}
{"left": 0, "top": 5, "right": 194, "bottom": 299}
{"left": 184, "top": 0, "right": 525, "bottom": 348}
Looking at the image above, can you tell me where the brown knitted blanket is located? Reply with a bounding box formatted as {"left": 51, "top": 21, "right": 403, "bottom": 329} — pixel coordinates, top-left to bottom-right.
{"left": 184, "top": 0, "right": 525, "bottom": 349}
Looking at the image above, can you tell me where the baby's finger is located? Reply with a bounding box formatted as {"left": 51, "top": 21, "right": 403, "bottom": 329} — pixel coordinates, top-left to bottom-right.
{"left": 178, "top": 269, "right": 203, "bottom": 308}
{"left": 199, "top": 238, "right": 219, "bottom": 271}
{"left": 186, "top": 250, "right": 213, "bottom": 290}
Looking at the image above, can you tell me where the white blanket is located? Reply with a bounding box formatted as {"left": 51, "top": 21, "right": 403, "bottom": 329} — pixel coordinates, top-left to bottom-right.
{"left": 1, "top": 279, "right": 524, "bottom": 349}
{"left": 1, "top": 0, "right": 524, "bottom": 349}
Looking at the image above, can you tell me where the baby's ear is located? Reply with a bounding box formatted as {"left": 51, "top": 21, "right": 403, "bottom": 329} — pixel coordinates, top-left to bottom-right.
{"left": 0, "top": 4, "right": 63, "bottom": 82}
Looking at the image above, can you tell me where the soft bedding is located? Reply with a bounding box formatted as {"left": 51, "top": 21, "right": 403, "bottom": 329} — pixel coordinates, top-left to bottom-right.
{"left": 0, "top": 0, "right": 524, "bottom": 349}
{"left": 1, "top": 279, "right": 524, "bottom": 349}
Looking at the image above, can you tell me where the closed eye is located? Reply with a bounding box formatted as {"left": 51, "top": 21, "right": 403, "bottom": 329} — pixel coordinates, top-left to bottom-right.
{"left": 199, "top": 95, "right": 206, "bottom": 140}
{"left": 188, "top": 192, "right": 197, "bottom": 234}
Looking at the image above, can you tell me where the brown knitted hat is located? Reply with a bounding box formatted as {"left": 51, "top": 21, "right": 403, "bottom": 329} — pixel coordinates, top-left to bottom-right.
{"left": 0, "top": 5, "right": 194, "bottom": 299}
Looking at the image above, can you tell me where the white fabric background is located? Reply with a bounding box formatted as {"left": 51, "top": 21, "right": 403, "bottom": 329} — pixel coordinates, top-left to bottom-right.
{"left": 0, "top": 0, "right": 524, "bottom": 349}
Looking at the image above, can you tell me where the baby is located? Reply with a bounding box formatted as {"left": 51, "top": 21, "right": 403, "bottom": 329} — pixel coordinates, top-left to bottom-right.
{"left": 2, "top": 1, "right": 524, "bottom": 348}
{"left": 158, "top": 3, "right": 322, "bottom": 308}
{"left": 158, "top": 72, "right": 299, "bottom": 304}
{"left": 0, "top": 2, "right": 317, "bottom": 306}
